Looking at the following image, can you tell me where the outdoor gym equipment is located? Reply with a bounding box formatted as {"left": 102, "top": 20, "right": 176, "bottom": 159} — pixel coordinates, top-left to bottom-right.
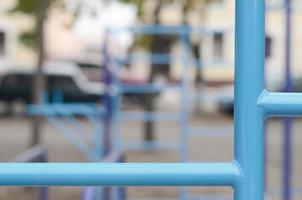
{"left": 28, "top": 103, "right": 104, "bottom": 161}
{"left": 0, "top": 1, "right": 299, "bottom": 200}
{"left": 107, "top": 25, "right": 233, "bottom": 152}
{"left": 13, "top": 145, "right": 48, "bottom": 200}
{"left": 107, "top": 25, "right": 234, "bottom": 200}
{"left": 27, "top": 102, "right": 124, "bottom": 200}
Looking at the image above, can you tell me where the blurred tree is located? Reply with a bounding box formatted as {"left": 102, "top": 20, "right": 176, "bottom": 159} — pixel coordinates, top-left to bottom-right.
{"left": 12, "top": 0, "right": 113, "bottom": 147}
{"left": 182, "top": 0, "right": 214, "bottom": 114}
{"left": 118, "top": 0, "right": 175, "bottom": 142}
{"left": 119, "top": 0, "right": 214, "bottom": 141}
{"left": 12, "top": 0, "right": 54, "bottom": 147}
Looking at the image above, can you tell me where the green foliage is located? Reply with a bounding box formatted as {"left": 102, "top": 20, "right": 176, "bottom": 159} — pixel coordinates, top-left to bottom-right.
{"left": 11, "top": 0, "right": 59, "bottom": 48}
{"left": 20, "top": 31, "right": 36, "bottom": 49}
{"left": 11, "top": 0, "right": 60, "bottom": 14}
{"left": 10, "top": 0, "right": 38, "bottom": 14}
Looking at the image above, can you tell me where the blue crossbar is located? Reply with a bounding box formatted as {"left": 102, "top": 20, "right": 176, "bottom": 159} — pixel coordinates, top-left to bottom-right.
{"left": 0, "top": 163, "right": 240, "bottom": 186}
{"left": 120, "top": 84, "right": 179, "bottom": 93}
{"left": 257, "top": 91, "right": 302, "bottom": 116}
{"left": 2, "top": 1, "right": 301, "bottom": 200}
{"left": 28, "top": 104, "right": 103, "bottom": 116}
{"left": 109, "top": 25, "right": 229, "bottom": 35}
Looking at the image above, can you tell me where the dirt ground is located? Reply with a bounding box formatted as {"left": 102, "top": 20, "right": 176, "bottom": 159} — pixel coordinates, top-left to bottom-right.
{"left": 0, "top": 113, "right": 300, "bottom": 200}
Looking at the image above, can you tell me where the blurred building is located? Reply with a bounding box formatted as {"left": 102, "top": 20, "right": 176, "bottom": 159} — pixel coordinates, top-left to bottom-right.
{"left": 0, "top": 0, "right": 136, "bottom": 70}
{"left": 140, "top": 0, "right": 302, "bottom": 87}
{"left": 0, "top": 0, "right": 302, "bottom": 87}
{"left": 0, "top": 0, "right": 36, "bottom": 72}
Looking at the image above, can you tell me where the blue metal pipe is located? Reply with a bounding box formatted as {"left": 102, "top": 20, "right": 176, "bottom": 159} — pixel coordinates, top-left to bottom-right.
{"left": 108, "top": 25, "right": 230, "bottom": 35}
{"left": 120, "top": 84, "right": 179, "bottom": 93}
{"left": 27, "top": 104, "right": 103, "bottom": 116}
{"left": 283, "top": 117, "right": 292, "bottom": 200}
{"left": 234, "top": 0, "right": 265, "bottom": 199}
{"left": 109, "top": 25, "right": 200, "bottom": 35}
{"left": 283, "top": 0, "right": 293, "bottom": 198}
{"left": 0, "top": 163, "right": 241, "bottom": 186}
{"left": 257, "top": 91, "right": 302, "bottom": 116}
{"left": 118, "top": 53, "right": 174, "bottom": 65}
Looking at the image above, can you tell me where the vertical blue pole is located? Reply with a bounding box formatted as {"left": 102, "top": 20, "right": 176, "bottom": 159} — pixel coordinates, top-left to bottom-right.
{"left": 39, "top": 187, "right": 48, "bottom": 200}
{"left": 103, "top": 58, "right": 112, "bottom": 157}
{"left": 234, "top": 0, "right": 265, "bottom": 200}
{"left": 103, "top": 30, "right": 126, "bottom": 200}
{"left": 283, "top": 0, "right": 292, "bottom": 199}
{"left": 179, "top": 27, "right": 190, "bottom": 200}
{"left": 180, "top": 27, "right": 190, "bottom": 163}
{"left": 101, "top": 31, "right": 112, "bottom": 200}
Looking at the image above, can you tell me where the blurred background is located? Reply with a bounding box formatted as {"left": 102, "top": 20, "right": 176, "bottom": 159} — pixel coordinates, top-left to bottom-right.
{"left": 0, "top": 0, "right": 300, "bottom": 200}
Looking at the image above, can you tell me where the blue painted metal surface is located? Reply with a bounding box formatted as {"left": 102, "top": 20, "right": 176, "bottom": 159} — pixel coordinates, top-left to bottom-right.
{"left": 28, "top": 103, "right": 104, "bottom": 162}
{"left": 234, "top": 0, "right": 265, "bottom": 200}
{"left": 283, "top": 0, "right": 293, "bottom": 199}
{"left": 13, "top": 146, "right": 49, "bottom": 200}
{"left": 257, "top": 91, "right": 302, "bottom": 116}
{"left": 108, "top": 24, "right": 232, "bottom": 157}
{"left": 0, "top": 163, "right": 240, "bottom": 186}
{"left": 120, "top": 84, "right": 179, "bottom": 93}
{"left": 107, "top": 25, "right": 194, "bottom": 153}
{"left": 2, "top": 2, "right": 302, "bottom": 200}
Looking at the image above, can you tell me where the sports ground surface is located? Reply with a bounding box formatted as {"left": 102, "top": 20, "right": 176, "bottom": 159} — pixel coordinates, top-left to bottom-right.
{"left": 0, "top": 113, "right": 300, "bottom": 200}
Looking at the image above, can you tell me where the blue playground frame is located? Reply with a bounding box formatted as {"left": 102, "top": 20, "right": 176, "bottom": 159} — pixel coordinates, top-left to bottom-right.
{"left": 107, "top": 24, "right": 234, "bottom": 200}
{"left": 107, "top": 25, "right": 194, "bottom": 154}
{"left": 27, "top": 103, "right": 105, "bottom": 161}
{"left": 1, "top": 1, "right": 301, "bottom": 200}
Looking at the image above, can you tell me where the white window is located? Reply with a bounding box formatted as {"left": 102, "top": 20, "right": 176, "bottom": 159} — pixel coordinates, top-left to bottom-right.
{"left": 213, "top": 32, "right": 224, "bottom": 61}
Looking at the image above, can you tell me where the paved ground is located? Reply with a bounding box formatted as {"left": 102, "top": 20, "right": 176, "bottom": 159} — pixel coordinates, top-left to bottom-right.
{"left": 0, "top": 112, "right": 300, "bottom": 200}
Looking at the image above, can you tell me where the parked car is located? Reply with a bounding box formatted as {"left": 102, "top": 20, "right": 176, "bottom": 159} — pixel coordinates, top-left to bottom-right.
{"left": 0, "top": 61, "right": 105, "bottom": 106}
{"left": 74, "top": 60, "right": 162, "bottom": 105}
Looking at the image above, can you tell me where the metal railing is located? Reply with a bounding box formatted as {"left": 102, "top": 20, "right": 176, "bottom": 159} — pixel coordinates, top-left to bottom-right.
{"left": 2, "top": 1, "right": 300, "bottom": 200}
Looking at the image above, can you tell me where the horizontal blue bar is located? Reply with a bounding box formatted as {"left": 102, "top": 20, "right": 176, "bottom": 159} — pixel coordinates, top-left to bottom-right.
{"left": 118, "top": 53, "right": 174, "bottom": 65}
{"left": 120, "top": 111, "right": 181, "bottom": 121}
{"left": 27, "top": 104, "right": 103, "bottom": 116}
{"left": 121, "top": 84, "right": 179, "bottom": 93}
{"left": 257, "top": 90, "right": 302, "bottom": 116}
{"left": 109, "top": 25, "right": 232, "bottom": 35}
{"left": 0, "top": 163, "right": 241, "bottom": 186}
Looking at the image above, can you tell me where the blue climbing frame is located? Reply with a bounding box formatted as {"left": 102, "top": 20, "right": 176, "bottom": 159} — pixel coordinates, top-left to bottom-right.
{"left": 0, "top": 1, "right": 301, "bottom": 200}
{"left": 107, "top": 25, "right": 194, "bottom": 154}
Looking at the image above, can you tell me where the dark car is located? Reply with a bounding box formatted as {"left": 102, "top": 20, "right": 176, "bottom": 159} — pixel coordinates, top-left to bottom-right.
{"left": 0, "top": 62, "right": 104, "bottom": 105}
